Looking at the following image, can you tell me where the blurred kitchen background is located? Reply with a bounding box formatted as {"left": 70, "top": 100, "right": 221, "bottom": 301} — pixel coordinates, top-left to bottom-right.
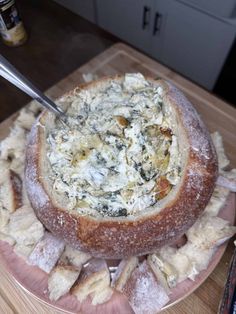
{"left": 0, "top": 0, "right": 236, "bottom": 122}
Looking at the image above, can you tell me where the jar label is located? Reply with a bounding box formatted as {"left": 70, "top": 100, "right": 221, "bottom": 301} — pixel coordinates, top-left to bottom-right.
{"left": 0, "top": 0, "right": 21, "bottom": 31}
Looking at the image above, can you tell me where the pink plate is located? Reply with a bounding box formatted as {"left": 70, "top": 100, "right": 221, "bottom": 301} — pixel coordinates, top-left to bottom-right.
{"left": 0, "top": 193, "right": 235, "bottom": 313}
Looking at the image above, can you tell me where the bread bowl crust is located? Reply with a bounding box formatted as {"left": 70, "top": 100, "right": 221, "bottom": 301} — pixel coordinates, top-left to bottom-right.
{"left": 25, "top": 76, "right": 218, "bottom": 259}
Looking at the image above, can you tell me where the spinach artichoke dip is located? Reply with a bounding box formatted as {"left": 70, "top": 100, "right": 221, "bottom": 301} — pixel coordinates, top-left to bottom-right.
{"left": 47, "top": 73, "right": 181, "bottom": 218}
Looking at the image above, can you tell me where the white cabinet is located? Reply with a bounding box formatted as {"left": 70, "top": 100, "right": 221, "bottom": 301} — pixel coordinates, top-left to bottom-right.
{"left": 96, "top": 0, "right": 236, "bottom": 90}
{"left": 179, "top": 0, "right": 236, "bottom": 18}
{"left": 97, "top": 0, "right": 153, "bottom": 54}
{"left": 151, "top": 0, "right": 236, "bottom": 89}
{"left": 53, "top": 0, "right": 96, "bottom": 23}
{"left": 53, "top": 0, "right": 236, "bottom": 90}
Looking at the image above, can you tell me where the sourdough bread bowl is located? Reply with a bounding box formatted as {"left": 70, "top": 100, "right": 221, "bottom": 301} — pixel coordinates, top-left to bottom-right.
{"left": 25, "top": 73, "right": 218, "bottom": 259}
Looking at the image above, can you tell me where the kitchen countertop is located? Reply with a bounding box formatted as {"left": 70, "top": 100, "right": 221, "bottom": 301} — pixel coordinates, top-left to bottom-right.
{"left": 0, "top": 43, "right": 235, "bottom": 313}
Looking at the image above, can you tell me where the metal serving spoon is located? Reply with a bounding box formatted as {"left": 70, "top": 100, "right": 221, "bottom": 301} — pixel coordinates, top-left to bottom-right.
{"left": 0, "top": 54, "right": 66, "bottom": 120}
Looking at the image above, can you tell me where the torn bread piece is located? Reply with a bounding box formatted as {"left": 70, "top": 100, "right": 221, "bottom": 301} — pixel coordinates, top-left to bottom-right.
{"left": 204, "top": 184, "right": 230, "bottom": 217}
{"left": 14, "top": 243, "right": 36, "bottom": 258}
{"left": 147, "top": 256, "right": 170, "bottom": 293}
{"left": 0, "top": 125, "right": 26, "bottom": 175}
{"left": 60, "top": 245, "right": 91, "bottom": 268}
{"left": 0, "top": 162, "right": 13, "bottom": 229}
{"left": 159, "top": 245, "right": 214, "bottom": 283}
{"left": 0, "top": 231, "right": 15, "bottom": 245}
{"left": 211, "top": 131, "right": 230, "bottom": 170}
{"left": 147, "top": 254, "right": 177, "bottom": 292}
{"left": 217, "top": 169, "right": 236, "bottom": 192}
{"left": 91, "top": 287, "right": 113, "bottom": 306}
{"left": 0, "top": 159, "right": 10, "bottom": 183}
{"left": 7, "top": 205, "right": 44, "bottom": 257}
{"left": 28, "top": 232, "right": 65, "bottom": 273}
{"left": 48, "top": 246, "right": 88, "bottom": 301}
{"left": 48, "top": 263, "right": 81, "bottom": 301}
{"left": 72, "top": 258, "right": 112, "bottom": 305}
{"left": 158, "top": 246, "right": 194, "bottom": 283}
{"left": 123, "top": 260, "right": 170, "bottom": 314}
{"left": 0, "top": 208, "right": 10, "bottom": 231}
{"left": 15, "top": 107, "right": 37, "bottom": 131}
{"left": 178, "top": 243, "right": 215, "bottom": 281}
{"left": 210, "top": 131, "right": 236, "bottom": 191}
{"left": 158, "top": 212, "right": 236, "bottom": 283}
{"left": 0, "top": 169, "right": 22, "bottom": 214}
{"left": 186, "top": 213, "right": 236, "bottom": 250}
{"left": 111, "top": 256, "right": 138, "bottom": 291}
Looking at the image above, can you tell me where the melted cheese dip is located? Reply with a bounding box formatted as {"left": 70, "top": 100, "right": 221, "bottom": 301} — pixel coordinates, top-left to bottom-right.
{"left": 47, "top": 74, "right": 181, "bottom": 217}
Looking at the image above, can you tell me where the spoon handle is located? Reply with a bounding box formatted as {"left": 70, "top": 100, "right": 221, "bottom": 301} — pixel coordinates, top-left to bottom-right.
{"left": 0, "top": 54, "right": 65, "bottom": 118}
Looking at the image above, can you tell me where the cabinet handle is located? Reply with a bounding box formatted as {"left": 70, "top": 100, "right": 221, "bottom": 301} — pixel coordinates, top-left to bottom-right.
{"left": 153, "top": 12, "right": 162, "bottom": 35}
{"left": 142, "top": 6, "right": 150, "bottom": 30}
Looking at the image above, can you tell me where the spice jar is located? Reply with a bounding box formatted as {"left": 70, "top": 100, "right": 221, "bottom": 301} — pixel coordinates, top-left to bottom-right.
{"left": 0, "top": 0, "right": 27, "bottom": 47}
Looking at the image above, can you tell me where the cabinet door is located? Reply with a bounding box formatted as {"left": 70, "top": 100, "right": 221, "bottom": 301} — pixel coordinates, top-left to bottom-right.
{"left": 151, "top": 0, "right": 236, "bottom": 90}
{"left": 53, "top": 0, "right": 96, "bottom": 23}
{"left": 96, "top": 0, "right": 153, "bottom": 54}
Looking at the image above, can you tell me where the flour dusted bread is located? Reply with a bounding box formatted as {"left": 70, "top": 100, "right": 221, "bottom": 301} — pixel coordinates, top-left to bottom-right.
{"left": 0, "top": 169, "right": 22, "bottom": 213}
{"left": 47, "top": 246, "right": 92, "bottom": 300}
{"left": 60, "top": 245, "right": 91, "bottom": 268}
{"left": 7, "top": 205, "right": 44, "bottom": 258}
{"left": 72, "top": 258, "right": 113, "bottom": 305}
{"left": 217, "top": 170, "right": 236, "bottom": 192}
{"left": 0, "top": 231, "right": 15, "bottom": 245}
{"left": 25, "top": 73, "right": 218, "bottom": 258}
{"left": 0, "top": 167, "right": 22, "bottom": 230}
{"left": 147, "top": 254, "right": 177, "bottom": 291}
{"left": 28, "top": 232, "right": 65, "bottom": 273}
{"left": 123, "top": 260, "right": 170, "bottom": 314}
{"left": 186, "top": 213, "right": 236, "bottom": 250}
{"left": 211, "top": 131, "right": 230, "bottom": 170}
{"left": 48, "top": 256, "right": 82, "bottom": 301}
{"left": 111, "top": 256, "right": 139, "bottom": 291}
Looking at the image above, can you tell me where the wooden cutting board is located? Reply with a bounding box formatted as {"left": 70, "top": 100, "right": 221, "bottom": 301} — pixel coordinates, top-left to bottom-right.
{"left": 0, "top": 43, "right": 235, "bottom": 314}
